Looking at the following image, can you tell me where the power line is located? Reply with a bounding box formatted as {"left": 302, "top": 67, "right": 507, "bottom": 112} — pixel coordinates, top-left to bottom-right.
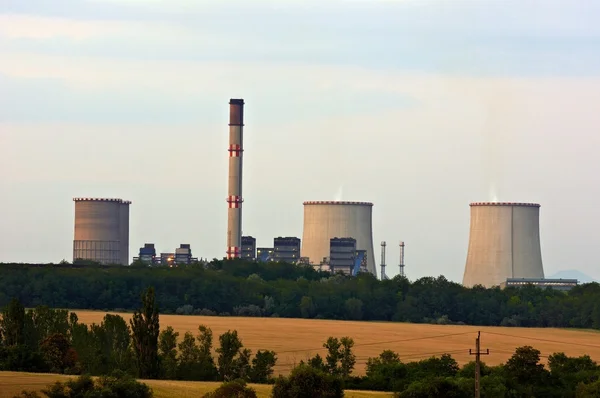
{"left": 483, "top": 331, "right": 600, "bottom": 349}
{"left": 275, "top": 331, "right": 472, "bottom": 355}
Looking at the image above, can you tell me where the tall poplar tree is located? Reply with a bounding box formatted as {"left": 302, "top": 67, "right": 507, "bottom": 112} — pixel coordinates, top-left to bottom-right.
{"left": 130, "top": 287, "right": 160, "bottom": 378}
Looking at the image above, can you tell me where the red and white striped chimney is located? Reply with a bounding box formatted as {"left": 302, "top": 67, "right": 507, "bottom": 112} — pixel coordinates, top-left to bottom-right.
{"left": 226, "top": 99, "right": 244, "bottom": 259}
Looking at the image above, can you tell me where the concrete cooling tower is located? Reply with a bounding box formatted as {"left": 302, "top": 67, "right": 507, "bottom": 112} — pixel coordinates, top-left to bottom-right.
{"left": 462, "top": 202, "right": 545, "bottom": 288}
{"left": 302, "top": 201, "right": 376, "bottom": 275}
{"left": 73, "top": 197, "right": 131, "bottom": 265}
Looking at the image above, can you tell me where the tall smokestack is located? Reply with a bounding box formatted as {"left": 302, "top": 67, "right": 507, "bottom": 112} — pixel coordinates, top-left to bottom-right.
{"left": 226, "top": 99, "right": 244, "bottom": 259}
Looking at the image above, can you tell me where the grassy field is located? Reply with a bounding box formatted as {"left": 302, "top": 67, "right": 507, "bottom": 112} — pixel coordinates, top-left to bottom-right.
{"left": 73, "top": 311, "right": 600, "bottom": 375}
{"left": 0, "top": 372, "right": 392, "bottom": 398}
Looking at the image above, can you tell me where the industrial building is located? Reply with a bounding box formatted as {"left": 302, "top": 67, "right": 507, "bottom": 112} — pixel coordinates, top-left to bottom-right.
{"left": 137, "top": 243, "right": 156, "bottom": 264}
{"left": 256, "top": 247, "right": 273, "bottom": 262}
{"left": 500, "top": 278, "right": 578, "bottom": 292}
{"left": 226, "top": 99, "right": 245, "bottom": 260}
{"left": 329, "top": 238, "right": 356, "bottom": 275}
{"left": 241, "top": 236, "right": 256, "bottom": 260}
{"left": 133, "top": 243, "right": 197, "bottom": 266}
{"left": 463, "top": 202, "right": 545, "bottom": 288}
{"left": 273, "top": 237, "right": 301, "bottom": 264}
{"left": 302, "top": 201, "right": 377, "bottom": 276}
{"left": 72, "top": 197, "right": 131, "bottom": 265}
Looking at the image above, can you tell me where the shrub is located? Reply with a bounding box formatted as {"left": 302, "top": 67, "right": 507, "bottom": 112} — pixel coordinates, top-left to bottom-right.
{"left": 203, "top": 379, "right": 257, "bottom": 398}
{"left": 271, "top": 364, "right": 344, "bottom": 398}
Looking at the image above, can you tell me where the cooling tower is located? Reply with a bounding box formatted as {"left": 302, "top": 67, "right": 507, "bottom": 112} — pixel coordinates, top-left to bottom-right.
{"left": 119, "top": 200, "right": 131, "bottom": 265}
{"left": 226, "top": 99, "right": 244, "bottom": 259}
{"left": 73, "top": 197, "right": 130, "bottom": 265}
{"left": 302, "top": 201, "right": 376, "bottom": 275}
{"left": 462, "top": 202, "right": 545, "bottom": 288}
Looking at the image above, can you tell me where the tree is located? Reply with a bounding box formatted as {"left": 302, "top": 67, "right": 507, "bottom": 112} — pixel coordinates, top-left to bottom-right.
{"left": 271, "top": 364, "right": 344, "bottom": 398}
{"left": 217, "top": 330, "right": 243, "bottom": 381}
{"left": 344, "top": 298, "right": 364, "bottom": 321}
{"left": 322, "top": 337, "right": 356, "bottom": 378}
{"left": 130, "top": 287, "right": 160, "bottom": 379}
{"left": 299, "top": 296, "right": 316, "bottom": 319}
{"left": 158, "top": 326, "right": 179, "bottom": 379}
{"left": 250, "top": 350, "right": 277, "bottom": 383}
{"left": 1, "top": 298, "right": 26, "bottom": 346}
{"left": 40, "top": 333, "right": 78, "bottom": 374}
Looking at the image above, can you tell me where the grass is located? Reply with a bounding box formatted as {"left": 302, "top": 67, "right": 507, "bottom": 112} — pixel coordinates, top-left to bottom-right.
{"left": 0, "top": 372, "right": 393, "bottom": 398}
{"left": 75, "top": 311, "right": 600, "bottom": 375}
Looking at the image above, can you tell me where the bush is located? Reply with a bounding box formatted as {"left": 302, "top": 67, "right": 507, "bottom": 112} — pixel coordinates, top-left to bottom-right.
{"left": 203, "top": 379, "right": 257, "bottom": 398}
{"left": 38, "top": 371, "right": 152, "bottom": 398}
{"left": 271, "top": 364, "right": 344, "bottom": 398}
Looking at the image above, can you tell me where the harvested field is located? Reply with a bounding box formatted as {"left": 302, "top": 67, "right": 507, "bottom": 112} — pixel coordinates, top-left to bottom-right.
{"left": 74, "top": 310, "right": 600, "bottom": 375}
{"left": 0, "top": 372, "right": 392, "bottom": 398}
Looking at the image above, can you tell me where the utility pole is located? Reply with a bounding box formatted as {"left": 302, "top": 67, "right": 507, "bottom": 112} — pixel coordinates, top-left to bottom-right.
{"left": 469, "top": 331, "right": 489, "bottom": 398}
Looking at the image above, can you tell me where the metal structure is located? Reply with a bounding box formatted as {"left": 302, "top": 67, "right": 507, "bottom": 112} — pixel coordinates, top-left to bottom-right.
{"left": 301, "top": 201, "right": 376, "bottom": 275}
{"left": 226, "top": 99, "right": 245, "bottom": 259}
{"left": 380, "top": 241, "right": 388, "bottom": 280}
{"left": 462, "top": 202, "right": 545, "bottom": 288}
{"left": 73, "top": 197, "right": 130, "bottom": 265}
{"left": 399, "top": 241, "right": 405, "bottom": 278}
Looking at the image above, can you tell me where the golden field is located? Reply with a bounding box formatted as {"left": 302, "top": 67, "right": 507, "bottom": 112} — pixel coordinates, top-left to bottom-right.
{"left": 0, "top": 372, "right": 392, "bottom": 398}
{"left": 73, "top": 311, "right": 600, "bottom": 375}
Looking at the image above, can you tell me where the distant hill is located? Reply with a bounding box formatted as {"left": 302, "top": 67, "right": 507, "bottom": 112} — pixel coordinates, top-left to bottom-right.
{"left": 549, "top": 270, "right": 598, "bottom": 284}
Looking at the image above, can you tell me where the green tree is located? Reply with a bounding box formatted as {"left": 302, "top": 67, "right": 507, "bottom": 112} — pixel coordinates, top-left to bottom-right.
{"left": 344, "top": 298, "right": 363, "bottom": 321}
{"left": 322, "top": 337, "right": 356, "bottom": 378}
{"left": 250, "top": 350, "right": 277, "bottom": 383}
{"left": 1, "top": 298, "right": 26, "bottom": 346}
{"left": 158, "top": 326, "right": 179, "bottom": 380}
{"left": 271, "top": 364, "right": 344, "bottom": 398}
{"left": 130, "top": 287, "right": 160, "bottom": 379}
{"left": 217, "top": 330, "right": 244, "bottom": 381}
{"left": 299, "top": 296, "right": 316, "bottom": 319}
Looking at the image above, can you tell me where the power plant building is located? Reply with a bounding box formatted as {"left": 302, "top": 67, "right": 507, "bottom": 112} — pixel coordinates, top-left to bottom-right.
{"left": 241, "top": 236, "right": 256, "bottom": 260}
{"left": 462, "top": 202, "right": 545, "bottom": 288}
{"left": 257, "top": 247, "right": 274, "bottom": 262}
{"left": 137, "top": 243, "right": 156, "bottom": 264}
{"left": 302, "top": 201, "right": 377, "bottom": 275}
{"left": 273, "top": 237, "right": 301, "bottom": 264}
{"left": 73, "top": 198, "right": 131, "bottom": 265}
{"left": 329, "top": 238, "right": 356, "bottom": 275}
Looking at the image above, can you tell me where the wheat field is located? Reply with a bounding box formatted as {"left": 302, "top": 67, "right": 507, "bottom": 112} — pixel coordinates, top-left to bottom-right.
{"left": 0, "top": 372, "right": 392, "bottom": 398}
{"left": 74, "top": 311, "right": 600, "bottom": 375}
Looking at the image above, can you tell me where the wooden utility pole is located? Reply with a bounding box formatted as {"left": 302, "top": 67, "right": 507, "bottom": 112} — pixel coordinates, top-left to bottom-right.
{"left": 469, "top": 331, "right": 489, "bottom": 398}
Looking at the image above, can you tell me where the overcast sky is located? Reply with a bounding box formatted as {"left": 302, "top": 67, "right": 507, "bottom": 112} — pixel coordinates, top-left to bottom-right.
{"left": 1, "top": 0, "right": 599, "bottom": 281}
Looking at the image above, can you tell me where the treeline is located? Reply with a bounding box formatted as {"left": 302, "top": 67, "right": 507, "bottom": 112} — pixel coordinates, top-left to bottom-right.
{"left": 1, "top": 260, "right": 600, "bottom": 329}
{"left": 291, "top": 342, "right": 600, "bottom": 397}
{"left": 4, "top": 290, "right": 600, "bottom": 397}
{"left": 0, "top": 290, "right": 276, "bottom": 383}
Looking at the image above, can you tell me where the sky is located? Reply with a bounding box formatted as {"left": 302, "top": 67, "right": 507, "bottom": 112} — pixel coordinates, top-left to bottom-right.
{"left": 1, "top": 0, "right": 599, "bottom": 282}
